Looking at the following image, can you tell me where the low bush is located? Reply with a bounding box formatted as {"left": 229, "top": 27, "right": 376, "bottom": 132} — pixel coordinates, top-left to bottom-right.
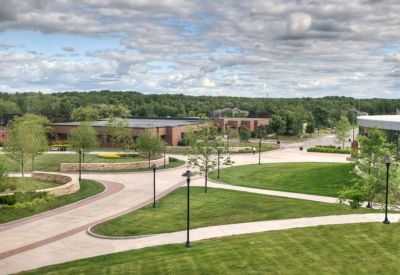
{"left": 0, "top": 193, "right": 56, "bottom": 209}
{"left": 97, "top": 153, "right": 121, "bottom": 159}
{"left": 307, "top": 146, "right": 351, "bottom": 154}
{"left": 0, "top": 195, "right": 16, "bottom": 205}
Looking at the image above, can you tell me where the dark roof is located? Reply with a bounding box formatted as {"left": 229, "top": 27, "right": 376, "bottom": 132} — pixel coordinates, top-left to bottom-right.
{"left": 51, "top": 117, "right": 203, "bottom": 128}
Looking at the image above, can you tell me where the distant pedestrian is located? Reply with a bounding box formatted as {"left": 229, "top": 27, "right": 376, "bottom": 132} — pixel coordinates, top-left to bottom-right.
{"left": 252, "top": 147, "right": 256, "bottom": 155}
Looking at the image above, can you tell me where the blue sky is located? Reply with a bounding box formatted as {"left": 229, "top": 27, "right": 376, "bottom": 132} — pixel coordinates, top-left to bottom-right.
{"left": 0, "top": 0, "right": 399, "bottom": 98}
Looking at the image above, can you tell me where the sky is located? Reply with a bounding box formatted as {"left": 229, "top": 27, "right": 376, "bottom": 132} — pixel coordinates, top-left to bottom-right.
{"left": 0, "top": 0, "right": 399, "bottom": 98}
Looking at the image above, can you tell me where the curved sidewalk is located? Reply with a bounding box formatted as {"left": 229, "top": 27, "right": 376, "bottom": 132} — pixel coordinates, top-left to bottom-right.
{"left": 196, "top": 180, "right": 340, "bottom": 204}
{"left": 1, "top": 213, "right": 398, "bottom": 274}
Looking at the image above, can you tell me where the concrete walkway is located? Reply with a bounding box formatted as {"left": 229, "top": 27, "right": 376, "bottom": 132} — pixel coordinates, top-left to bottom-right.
{"left": 197, "top": 180, "right": 340, "bottom": 204}
{"left": 0, "top": 134, "right": 361, "bottom": 274}
{"left": 0, "top": 213, "right": 398, "bottom": 274}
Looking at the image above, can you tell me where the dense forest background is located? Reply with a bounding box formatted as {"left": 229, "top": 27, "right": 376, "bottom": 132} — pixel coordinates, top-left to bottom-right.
{"left": 0, "top": 90, "right": 398, "bottom": 131}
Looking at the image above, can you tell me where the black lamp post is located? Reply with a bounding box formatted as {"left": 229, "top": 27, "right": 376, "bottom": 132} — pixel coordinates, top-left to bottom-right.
{"left": 383, "top": 156, "right": 391, "bottom": 224}
{"left": 163, "top": 142, "right": 167, "bottom": 168}
{"left": 152, "top": 163, "right": 157, "bottom": 208}
{"left": 182, "top": 170, "right": 192, "bottom": 248}
{"left": 78, "top": 147, "right": 82, "bottom": 180}
{"left": 205, "top": 155, "right": 208, "bottom": 193}
{"left": 258, "top": 139, "right": 262, "bottom": 165}
{"left": 227, "top": 135, "right": 230, "bottom": 154}
{"left": 217, "top": 149, "right": 221, "bottom": 179}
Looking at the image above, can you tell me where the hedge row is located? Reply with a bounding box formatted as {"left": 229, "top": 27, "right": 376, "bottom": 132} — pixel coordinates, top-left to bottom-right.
{"left": 307, "top": 146, "right": 351, "bottom": 154}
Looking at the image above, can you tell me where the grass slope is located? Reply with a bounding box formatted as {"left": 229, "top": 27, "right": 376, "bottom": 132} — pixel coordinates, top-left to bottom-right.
{"left": 209, "top": 162, "right": 354, "bottom": 197}
{"left": 0, "top": 178, "right": 58, "bottom": 194}
{"left": 25, "top": 223, "right": 400, "bottom": 274}
{"left": 92, "top": 187, "right": 376, "bottom": 237}
{"left": 0, "top": 154, "right": 179, "bottom": 172}
{"left": 0, "top": 179, "right": 105, "bottom": 224}
{"left": 0, "top": 154, "right": 147, "bottom": 172}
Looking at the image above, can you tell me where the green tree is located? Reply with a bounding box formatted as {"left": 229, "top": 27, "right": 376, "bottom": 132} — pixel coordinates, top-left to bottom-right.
{"left": 136, "top": 129, "right": 164, "bottom": 167}
{"left": 188, "top": 125, "right": 232, "bottom": 193}
{"left": 0, "top": 100, "right": 20, "bottom": 121}
{"left": 70, "top": 122, "right": 98, "bottom": 162}
{"left": 335, "top": 116, "right": 351, "bottom": 148}
{"left": 15, "top": 114, "right": 50, "bottom": 170}
{"left": 340, "top": 128, "right": 399, "bottom": 209}
{"left": 106, "top": 118, "right": 133, "bottom": 153}
{"left": 312, "top": 106, "right": 329, "bottom": 135}
{"left": 239, "top": 126, "right": 251, "bottom": 142}
{"left": 4, "top": 121, "right": 31, "bottom": 176}
{"left": 305, "top": 122, "right": 315, "bottom": 135}
{"left": 269, "top": 115, "right": 286, "bottom": 141}
{"left": 71, "top": 106, "right": 100, "bottom": 121}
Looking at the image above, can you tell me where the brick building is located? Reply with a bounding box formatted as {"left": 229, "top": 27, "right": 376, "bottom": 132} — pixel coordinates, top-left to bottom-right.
{"left": 213, "top": 118, "right": 270, "bottom": 132}
{"left": 51, "top": 118, "right": 205, "bottom": 146}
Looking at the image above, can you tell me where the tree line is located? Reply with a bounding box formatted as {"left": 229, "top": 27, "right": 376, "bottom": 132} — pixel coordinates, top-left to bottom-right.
{"left": 0, "top": 91, "right": 398, "bottom": 128}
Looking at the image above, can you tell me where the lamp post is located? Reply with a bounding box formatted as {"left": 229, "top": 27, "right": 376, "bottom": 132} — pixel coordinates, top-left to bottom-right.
{"left": 258, "top": 139, "right": 262, "bottom": 165}
{"left": 383, "top": 156, "right": 391, "bottom": 224}
{"left": 182, "top": 170, "right": 192, "bottom": 248}
{"left": 205, "top": 155, "right": 208, "bottom": 193}
{"left": 152, "top": 163, "right": 157, "bottom": 208}
{"left": 217, "top": 148, "right": 221, "bottom": 179}
{"left": 227, "top": 135, "right": 230, "bottom": 154}
{"left": 163, "top": 142, "right": 167, "bottom": 168}
{"left": 78, "top": 147, "right": 82, "bottom": 180}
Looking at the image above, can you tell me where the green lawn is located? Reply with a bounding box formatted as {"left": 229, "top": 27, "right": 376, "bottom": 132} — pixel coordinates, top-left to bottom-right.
{"left": 0, "top": 179, "right": 105, "bottom": 224}
{"left": 24, "top": 223, "right": 400, "bottom": 274}
{"left": 0, "top": 153, "right": 154, "bottom": 172}
{"left": 209, "top": 162, "right": 354, "bottom": 197}
{"left": 0, "top": 177, "right": 58, "bottom": 194}
{"left": 92, "top": 187, "right": 375, "bottom": 237}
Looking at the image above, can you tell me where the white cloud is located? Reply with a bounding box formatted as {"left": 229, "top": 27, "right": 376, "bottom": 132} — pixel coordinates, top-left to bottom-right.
{"left": 0, "top": 0, "right": 399, "bottom": 97}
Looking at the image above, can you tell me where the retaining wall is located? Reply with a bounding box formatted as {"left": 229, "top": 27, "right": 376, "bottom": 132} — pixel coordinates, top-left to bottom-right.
{"left": 33, "top": 171, "right": 80, "bottom": 196}
{"left": 60, "top": 156, "right": 169, "bottom": 172}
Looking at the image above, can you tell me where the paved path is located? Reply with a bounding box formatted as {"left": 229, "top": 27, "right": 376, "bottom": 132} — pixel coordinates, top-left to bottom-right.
{"left": 197, "top": 180, "right": 340, "bottom": 204}
{"left": 0, "top": 134, "right": 358, "bottom": 274}
{"left": 1, "top": 213, "right": 398, "bottom": 274}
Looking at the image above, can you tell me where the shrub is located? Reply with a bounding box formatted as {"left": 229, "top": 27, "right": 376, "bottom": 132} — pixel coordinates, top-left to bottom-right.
{"left": 0, "top": 193, "right": 56, "bottom": 209}
{"left": 97, "top": 153, "right": 121, "bottom": 159}
{"left": 307, "top": 146, "right": 351, "bottom": 154}
{"left": 0, "top": 194, "right": 16, "bottom": 205}
{"left": 118, "top": 153, "right": 139, "bottom": 158}
{"left": 177, "top": 139, "right": 189, "bottom": 146}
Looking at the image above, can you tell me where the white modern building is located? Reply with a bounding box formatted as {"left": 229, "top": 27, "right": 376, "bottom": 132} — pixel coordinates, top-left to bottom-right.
{"left": 357, "top": 115, "right": 400, "bottom": 132}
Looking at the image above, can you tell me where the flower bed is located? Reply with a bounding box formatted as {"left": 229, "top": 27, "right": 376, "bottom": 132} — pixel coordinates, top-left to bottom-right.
{"left": 307, "top": 146, "right": 351, "bottom": 154}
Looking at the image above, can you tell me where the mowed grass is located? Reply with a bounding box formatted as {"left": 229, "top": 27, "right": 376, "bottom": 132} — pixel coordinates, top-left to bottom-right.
{"left": 0, "top": 180, "right": 105, "bottom": 224}
{"left": 0, "top": 177, "right": 58, "bottom": 194}
{"left": 25, "top": 223, "right": 400, "bottom": 274}
{"left": 0, "top": 153, "right": 150, "bottom": 172}
{"left": 209, "top": 162, "right": 354, "bottom": 197}
{"left": 92, "top": 187, "right": 376, "bottom": 237}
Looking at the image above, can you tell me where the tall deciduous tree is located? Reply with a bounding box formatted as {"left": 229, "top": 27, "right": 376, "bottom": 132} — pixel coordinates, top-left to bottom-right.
{"left": 18, "top": 114, "right": 50, "bottom": 170}
{"left": 70, "top": 122, "right": 97, "bottom": 162}
{"left": 340, "top": 128, "right": 399, "bottom": 209}
{"left": 5, "top": 121, "right": 31, "bottom": 177}
{"left": 135, "top": 129, "right": 164, "bottom": 167}
{"left": 71, "top": 106, "right": 100, "bottom": 121}
{"left": 312, "top": 106, "right": 329, "bottom": 135}
{"left": 269, "top": 115, "right": 286, "bottom": 141}
{"left": 239, "top": 125, "right": 251, "bottom": 142}
{"left": 188, "top": 125, "right": 232, "bottom": 193}
{"left": 106, "top": 118, "right": 133, "bottom": 153}
{"left": 335, "top": 116, "right": 351, "bottom": 148}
